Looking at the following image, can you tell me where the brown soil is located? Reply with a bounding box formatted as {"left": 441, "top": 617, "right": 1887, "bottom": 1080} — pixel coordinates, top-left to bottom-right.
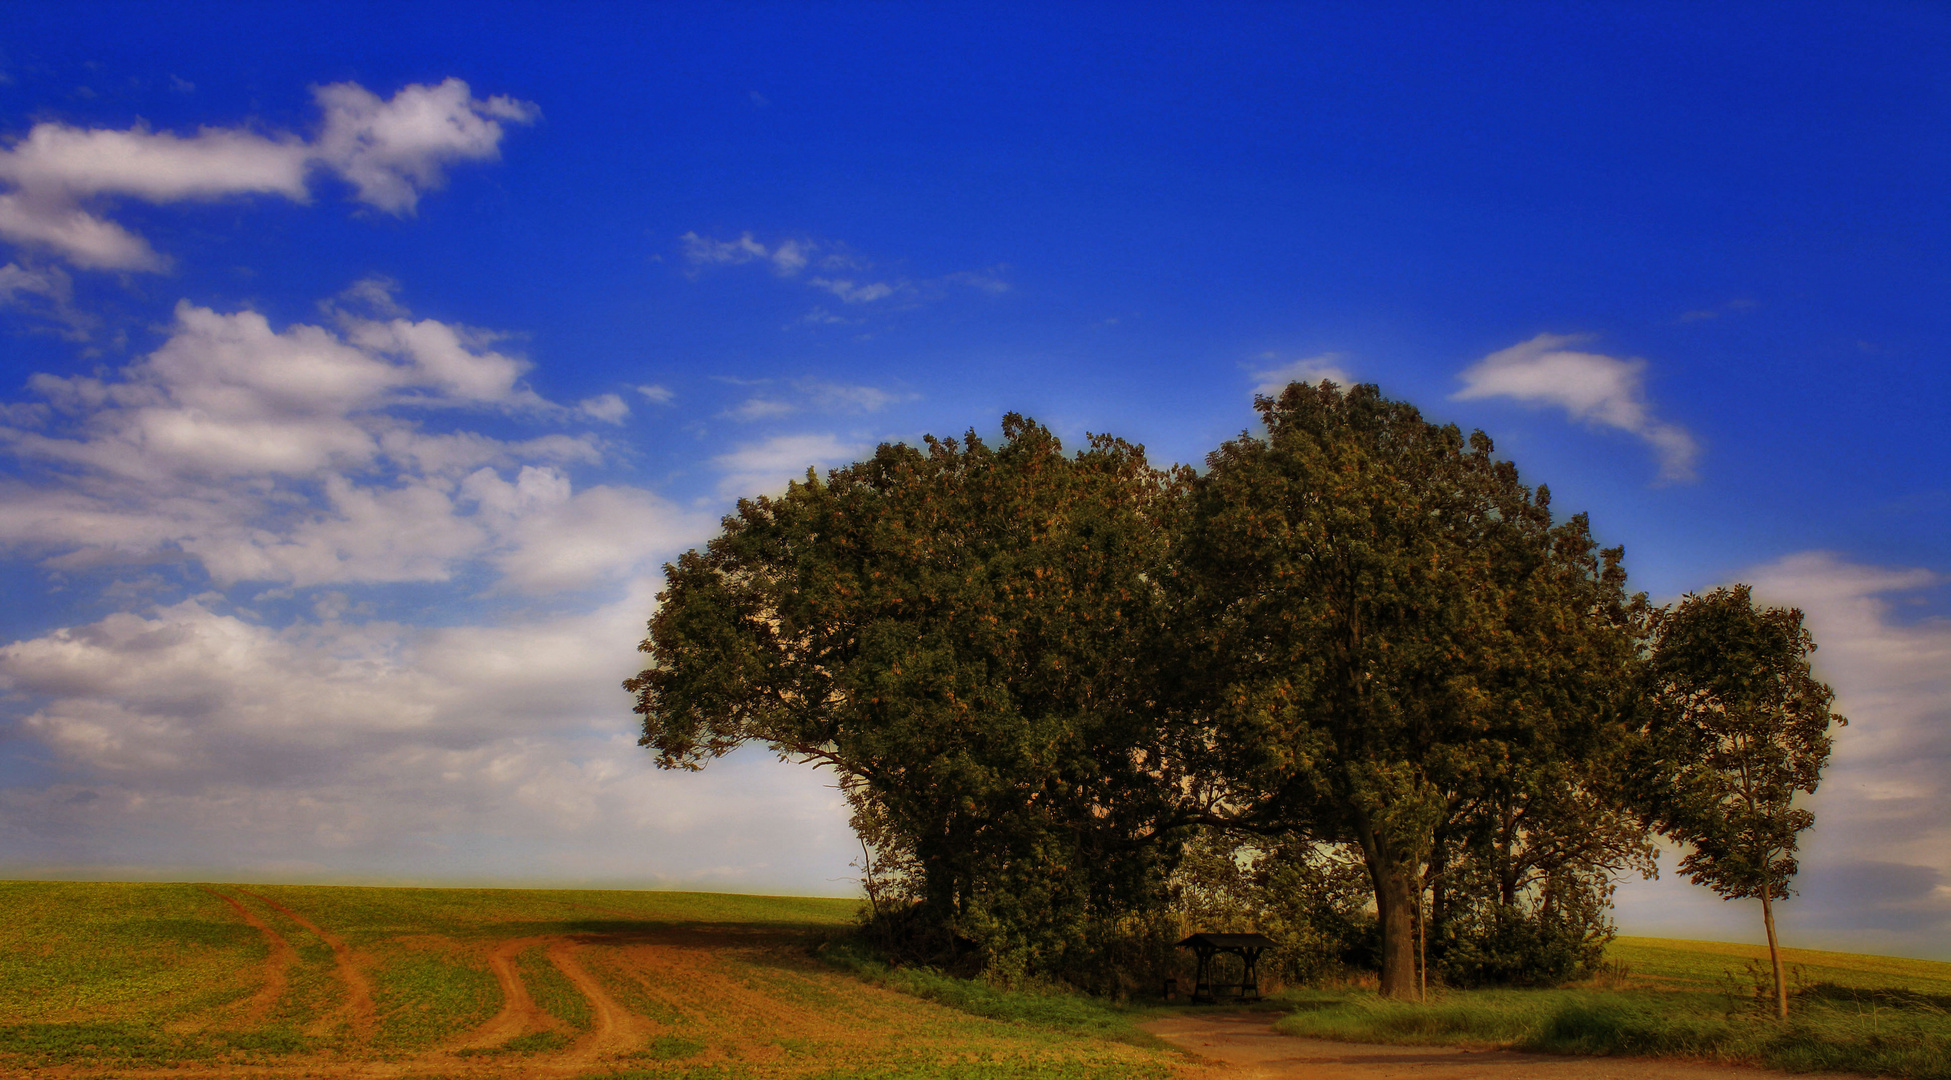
{"left": 240, "top": 891, "right": 377, "bottom": 1039}
{"left": 198, "top": 888, "right": 296, "bottom": 1028}
{"left": 1144, "top": 1011, "right": 1863, "bottom": 1080}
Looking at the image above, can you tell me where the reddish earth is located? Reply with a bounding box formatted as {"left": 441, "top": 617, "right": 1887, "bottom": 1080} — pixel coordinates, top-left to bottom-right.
{"left": 197, "top": 889, "right": 295, "bottom": 1028}
{"left": 1145, "top": 1011, "right": 1862, "bottom": 1080}
{"left": 243, "top": 890, "right": 377, "bottom": 1039}
{"left": 450, "top": 935, "right": 549, "bottom": 1051}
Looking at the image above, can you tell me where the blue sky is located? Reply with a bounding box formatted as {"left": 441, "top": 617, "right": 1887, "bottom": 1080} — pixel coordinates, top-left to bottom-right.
{"left": 1, "top": 3, "right": 1946, "bottom": 958}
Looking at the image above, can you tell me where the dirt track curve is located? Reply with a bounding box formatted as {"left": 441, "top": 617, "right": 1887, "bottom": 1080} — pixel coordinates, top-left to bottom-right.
{"left": 198, "top": 888, "right": 296, "bottom": 1027}
{"left": 1145, "top": 1012, "right": 1861, "bottom": 1080}
{"left": 243, "top": 890, "right": 377, "bottom": 1039}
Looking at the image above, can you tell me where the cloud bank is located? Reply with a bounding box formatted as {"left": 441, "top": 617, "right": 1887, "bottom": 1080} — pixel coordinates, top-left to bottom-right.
{"left": 1455, "top": 332, "right": 1699, "bottom": 482}
{"left": 0, "top": 285, "right": 685, "bottom": 591}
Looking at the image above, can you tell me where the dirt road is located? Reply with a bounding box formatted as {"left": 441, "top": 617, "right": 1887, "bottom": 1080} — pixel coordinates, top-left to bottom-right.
{"left": 1144, "top": 1011, "right": 1860, "bottom": 1080}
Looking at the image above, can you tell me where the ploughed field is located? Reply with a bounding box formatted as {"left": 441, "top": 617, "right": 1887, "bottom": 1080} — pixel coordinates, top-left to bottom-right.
{"left": 0, "top": 881, "right": 1181, "bottom": 1079}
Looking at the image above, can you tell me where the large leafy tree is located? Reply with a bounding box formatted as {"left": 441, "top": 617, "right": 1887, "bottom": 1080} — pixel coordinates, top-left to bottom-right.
{"left": 1643, "top": 585, "right": 1844, "bottom": 1019}
{"left": 628, "top": 416, "right": 1184, "bottom": 978}
{"left": 1173, "top": 382, "right": 1645, "bottom": 999}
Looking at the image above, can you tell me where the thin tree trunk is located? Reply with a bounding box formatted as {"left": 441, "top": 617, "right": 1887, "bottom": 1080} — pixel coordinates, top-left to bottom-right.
{"left": 1354, "top": 812, "right": 1420, "bottom": 1000}
{"left": 1761, "top": 891, "right": 1788, "bottom": 1019}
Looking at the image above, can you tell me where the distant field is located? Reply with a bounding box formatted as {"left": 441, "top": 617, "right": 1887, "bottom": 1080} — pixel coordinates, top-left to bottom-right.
{"left": 1608, "top": 935, "right": 1951, "bottom": 996}
{"left": 0, "top": 880, "right": 1183, "bottom": 1078}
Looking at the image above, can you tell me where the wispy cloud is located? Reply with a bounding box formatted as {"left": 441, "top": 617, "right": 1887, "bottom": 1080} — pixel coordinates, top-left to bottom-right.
{"left": 0, "top": 79, "right": 537, "bottom": 270}
{"left": 1453, "top": 332, "right": 1699, "bottom": 482}
{"left": 711, "top": 432, "right": 868, "bottom": 497}
{"left": 1250, "top": 351, "right": 1354, "bottom": 397}
{"left": 720, "top": 378, "right": 914, "bottom": 423}
{"left": 679, "top": 231, "right": 1006, "bottom": 316}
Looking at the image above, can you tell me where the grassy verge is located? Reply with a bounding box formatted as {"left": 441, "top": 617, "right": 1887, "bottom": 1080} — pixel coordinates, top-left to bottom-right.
{"left": 813, "top": 939, "right": 1173, "bottom": 1050}
{"left": 1272, "top": 982, "right": 1951, "bottom": 1078}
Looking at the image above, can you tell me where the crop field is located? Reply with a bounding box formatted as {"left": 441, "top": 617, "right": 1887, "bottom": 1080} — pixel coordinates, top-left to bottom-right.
{"left": 8, "top": 880, "right": 1951, "bottom": 1080}
{"left": 0, "top": 880, "right": 1186, "bottom": 1079}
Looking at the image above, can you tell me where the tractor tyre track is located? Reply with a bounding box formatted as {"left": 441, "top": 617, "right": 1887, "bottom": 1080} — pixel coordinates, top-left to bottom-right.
{"left": 445, "top": 935, "right": 549, "bottom": 1052}
{"left": 547, "top": 937, "right": 645, "bottom": 1068}
{"left": 242, "top": 891, "right": 376, "bottom": 1039}
{"left": 199, "top": 888, "right": 295, "bottom": 1028}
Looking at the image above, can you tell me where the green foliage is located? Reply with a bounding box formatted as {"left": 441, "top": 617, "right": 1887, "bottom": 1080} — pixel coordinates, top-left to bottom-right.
{"left": 0, "top": 882, "right": 265, "bottom": 1024}
{"left": 632, "top": 416, "right": 1187, "bottom": 979}
{"left": 1433, "top": 904, "right": 1605, "bottom": 988}
{"left": 1176, "top": 382, "right": 1648, "bottom": 997}
{"left": 643, "top": 1033, "right": 708, "bottom": 1059}
{"left": 0, "top": 1022, "right": 212, "bottom": 1066}
{"left": 816, "top": 939, "right": 1161, "bottom": 1046}
{"left": 518, "top": 944, "right": 595, "bottom": 1030}
{"left": 1641, "top": 584, "right": 1846, "bottom": 1016}
{"left": 368, "top": 944, "right": 499, "bottom": 1049}
{"left": 1168, "top": 830, "right": 1377, "bottom": 984}
{"left": 1273, "top": 980, "right": 1951, "bottom": 1079}
{"left": 1644, "top": 584, "right": 1844, "bottom": 901}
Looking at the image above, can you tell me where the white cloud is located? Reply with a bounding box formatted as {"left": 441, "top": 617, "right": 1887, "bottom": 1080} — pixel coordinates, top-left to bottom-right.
{"left": 1250, "top": 351, "right": 1354, "bottom": 397}
{"left": 0, "top": 293, "right": 689, "bottom": 592}
{"left": 712, "top": 432, "right": 869, "bottom": 497}
{"left": 480, "top": 480, "right": 707, "bottom": 593}
{"left": 0, "top": 192, "right": 164, "bottom": 270}
{"left": 311, "top": 78, "right": 539, "bottom": 214}
{"left": 578, "top": 393, "right": 629, "bottom": 424}
{"left": 0, "top": 79, "right": 536, "bottom": 269}
{"left": 634, "top": 384, "right": 674, "bottom": 405}
{"left": 0, "top": 122, "right": 310, "bottom": 201}
{"left": 1453, "top": 332, "right": 1699, "bottom": 482}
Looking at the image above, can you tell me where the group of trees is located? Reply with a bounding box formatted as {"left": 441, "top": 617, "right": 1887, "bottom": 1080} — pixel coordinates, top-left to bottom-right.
{"left": 627, "top": 382, "right": 1844, "bottom": 1009}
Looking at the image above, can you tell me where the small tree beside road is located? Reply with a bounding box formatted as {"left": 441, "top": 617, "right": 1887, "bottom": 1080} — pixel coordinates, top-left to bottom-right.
{"left": 1644, "top": 585, "right": 1846, "bottom": 1019}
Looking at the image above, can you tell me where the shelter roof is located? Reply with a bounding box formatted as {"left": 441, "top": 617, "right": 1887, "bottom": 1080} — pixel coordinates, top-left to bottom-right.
{"left": 1176, "top": 932, "right": 1277, "bottom": 949}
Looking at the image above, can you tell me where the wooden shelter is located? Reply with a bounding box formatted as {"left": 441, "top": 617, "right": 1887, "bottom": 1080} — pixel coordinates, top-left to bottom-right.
{"left": 1175, "top": 932, "right": 1276, "bottom": 1003}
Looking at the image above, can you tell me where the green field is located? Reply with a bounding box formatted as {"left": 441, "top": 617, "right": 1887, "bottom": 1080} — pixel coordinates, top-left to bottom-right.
{"left": 0, "top": 880, "right": 1183, "bottom": 1078}
{"left": 5, "top": 880, "right": 1949, "bottom": 1079}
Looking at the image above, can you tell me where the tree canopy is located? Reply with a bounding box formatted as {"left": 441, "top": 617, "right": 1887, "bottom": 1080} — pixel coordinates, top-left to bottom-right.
{"left": 1170, "top": 382, "right": 1647, "bottom": 997}
{"left": 629, "top": 416, "right": 1184, "bottom": 978}
{"left": 628, "top": 383, "right": 1839, "bottom": 996}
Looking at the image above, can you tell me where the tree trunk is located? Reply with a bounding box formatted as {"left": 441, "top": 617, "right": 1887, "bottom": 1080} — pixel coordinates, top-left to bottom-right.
{"left": 1761, "top": 891, "right": 1788, "bottom": 1019}
{"left": 1354, "top": 812, "right": 1421, "bottom": 1000}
